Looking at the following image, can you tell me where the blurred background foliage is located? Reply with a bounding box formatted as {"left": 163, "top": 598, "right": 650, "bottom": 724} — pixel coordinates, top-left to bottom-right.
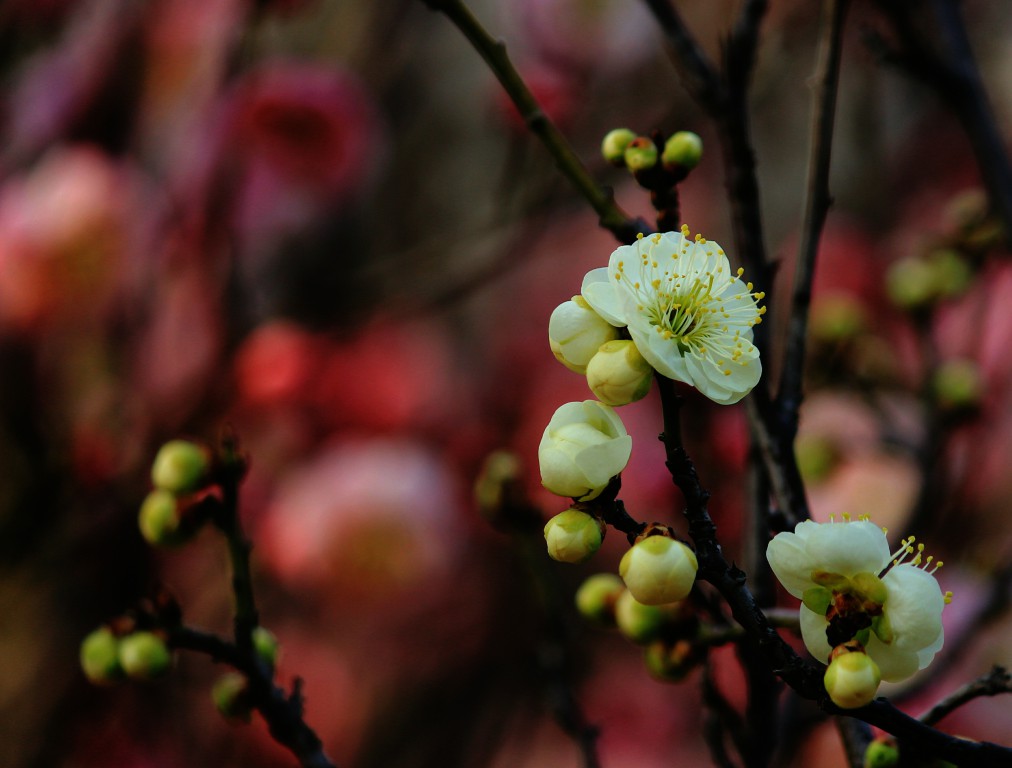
{"left": 1, "top": 0, "right": 1012, "bottom": 765}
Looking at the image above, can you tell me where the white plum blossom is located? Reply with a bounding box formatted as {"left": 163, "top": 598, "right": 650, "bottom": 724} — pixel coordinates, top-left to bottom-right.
{"left": 538, "top": 400, "right": 632, "bottom": 501}
{"left": 766, "top": 516, "right": 950, "bottom": 682}
{"left": 581, "top": 226, "right": 764, "bottom": 405}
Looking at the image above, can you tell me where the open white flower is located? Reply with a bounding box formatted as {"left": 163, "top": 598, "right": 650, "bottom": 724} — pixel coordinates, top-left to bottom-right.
{"left": 538, "top": 400, "right": 632, "bottom": 501}
{"left": 581, "top": 227, "right": 764, "bottom": 404}
{"left": 766, "top": 516, "right": 950, "bottom": 682}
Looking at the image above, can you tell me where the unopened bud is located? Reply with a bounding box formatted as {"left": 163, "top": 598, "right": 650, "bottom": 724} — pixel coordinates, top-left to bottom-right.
{"left": 601, "top": 128, "right": 637, "bottom": 166}
{"left": 252, "top": 626, "right": 280, "bottom": 668}
{"left": 624, "top": 137, "right": 658, "bottom": 172}
{"left": 619, "top": 535, "right": 697, "bottom": 605}
{"left": 810, "top": 294, "right": 866, "bottom": 343}
{"left": 794, "top": 434, "right": 840, "bottom": 485}
{"left": 662, "top": 131, "right": 703, "bottom": 171}
{"left": 575, "top": 573, "right": 625, "bottom": 625}
{"left": 885, "top": 256, "right": 937, "bottom": 311}
{"left": 644, "top": 639, "right": 697, "bottom": 682}
{"left": 824, "top": 647, "right": 880, "bottom": 708}
{"left": 213, "top": 672, "right": 253, "bottom": 722}
{"left": 151, "top": 440, "right": 211, "bottom": 495}
{"left": 614, "top": 588, "right": 667, "bottom": 643}
{"left": 544, "top": 509, "right": 604, "bottom": 564}
{"left": 118, "top": 631, "right": 172, "bottom": 680}
{"left": 933, "top": 358, "right": 983, "bottom": 411}
{"left": 138, "top": 490, "right": 185, "bottom": 547}
{"left": 586, "top": 340, "right": 653, "bottom": 406}
{"left": 549, "top": 296, "right": 620, "bottom": 374}
{"left": 863, "top": 738, "right": 899, "bottom": 768}
{"left": 80, "top": 627, "right": 124, "bottom": 685}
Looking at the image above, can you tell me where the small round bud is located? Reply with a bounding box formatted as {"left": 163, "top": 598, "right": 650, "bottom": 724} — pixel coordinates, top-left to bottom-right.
{"left": 810, "top": 294, "right": 866, "bottom": 343}
{"left": 863, "top": 738, "right": 899, "bottom": 768}
{"left": 933, "top": 359, "right": 983, "bottom": 411}
{"left": 544, "top": 509, "right": 604, "bottom": 564}
{"left": 138, "top": 490, "right": 185, "bottom": 546}
{"left": 213, "top": 672, "right": 253, "bottom": 722}
{"left": 151, "top": 440, "right": 210, "bottom": 495}
{"left": 586, "top": 340, "right": 653, "bottom": 407}
{"left": 601, "top": 128, "right": 637, "bottom": 166}
{"left": 662, "top": 131, "right": 703, "bottom": 170}
{"left": 614, "top": 588, "right": 667, "bottom": 643}
{"left": 927, "top": 248, "right": 972, "bottom": 298}
{"left": 575, "top": 573, "right": 625, "bottom": 625}
{"left": 824, "top": 647, "right": 880, "bottom": 708}
{"left": 623, "top": 137, "right": 658, "bottom": 172}
{"left": 549, "top": 296, "right": 620, "bottom": 374}
{"left": 619, "top": 535, "right": 697, "bottom": 605}
{"left": 252, "top": 626, "right": 280, "bottom": 668}
{"left": 644, "top": 639, "right": 697, "bottom": 682}
{"left": 794, "top": 434, "right": 840, "bottom": 485}
{"left": 80, "top": 627, "right": 124, "bottom": 685}
{"left": 118, "top": 631, "right": 172, "bottom": 680}
{"left": 885, "top": 257, "right": 937, "bottom": 310}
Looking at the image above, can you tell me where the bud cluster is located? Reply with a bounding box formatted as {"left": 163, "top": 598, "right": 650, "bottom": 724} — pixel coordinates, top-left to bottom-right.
{"left": 138, "top": 439, "right": 215, "bottom": 547}
{"left": 80, "top": 626, "right": 173, "bottom": 684}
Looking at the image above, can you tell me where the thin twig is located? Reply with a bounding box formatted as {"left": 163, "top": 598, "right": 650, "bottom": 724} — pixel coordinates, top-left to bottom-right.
{"left": 777, "top": 0, "right": 850, "bottom": 442}
{"left": 919, "top": 666, "right": 1012, "bottom": 727}
{"left": 418, "top": 0, "right": 650, "bottom": 244}
{"left": 702, "top": 660, "right": 746, "bottom": 768}
{"left": 169, "top": 626, "right": 336, "bottom": 768}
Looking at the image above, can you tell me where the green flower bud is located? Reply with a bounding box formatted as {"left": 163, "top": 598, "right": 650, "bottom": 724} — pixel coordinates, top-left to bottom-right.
{"left": 933, "top": 359, "right": 983, "bottom": 411}
{"left": 661, "top": 131, "right": 703, "bottom": 170}
{"left": 601, "top": 128, "right": 637, "bottom": 166}
{"left": 138, "top": 489, "right": 185, "bottom": 547}
{"left": 118, "top": 631, "right": 172, "bottom": 680}
{"left": 614, "top": 588, "right": 667, "bottom": 644}
{"left": 795, "top": 434, "right": 840, "bottom": 485}
{"left": 928, "top": 248, "right": 972, "bottom": 298}
{"left": 80, "top": 627, "right": 124, "bottom": 685}
{"left": 586, "top": 340, "right": 653, "bottom": 407}
{"left": 151, "top": 439, "right": 210, "bottom": 495}
{"left": 544, "top": 509, "right": 604, "bottom": 564}
{"left": 623, "top": 137, "right": 658, "bottom": 172}
{"left": 644, "top": 639, "right": 697, "bottom": 682}
{"left": 809, "top": 294, "right": 866, "bottom": 343}
{"left": 824, "top": 647, "right": 880, "bottom": 708}
{"left": 885, "top": 256, "right": 937, "bottom": 311}
{"left": 863, "top": 738, "right": 899, "bottom": 768}
{"left": 213, "top": 672, "right": 253, "bottom": 722}
{"left": 252, "top": 626, "right": 280, "bottom": 668}
{"left": 575, "top": 573, "right": 625, "bottom": 625}
{"left": 619, "top": 535, "right": 697, "bottom": 605}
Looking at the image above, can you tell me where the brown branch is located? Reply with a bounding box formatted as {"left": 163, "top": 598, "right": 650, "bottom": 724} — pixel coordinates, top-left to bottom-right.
{"left": 919, "top": 666, "right": 1012, "bottom": 727}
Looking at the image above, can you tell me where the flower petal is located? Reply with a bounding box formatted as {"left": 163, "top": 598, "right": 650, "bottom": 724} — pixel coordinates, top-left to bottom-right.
{"left": 800, "top": 605, "right": 833, "bottom": 664}
{"left": 882, "top": 564, "right": 944, "bottom": 651}
{"left": 582, "top": 267, "right": 626, "bottom": 327}
{"left": 767, "top": 526, "right": 822, "bottom": 599}
{"left": 865, "top": 633, "right": 921, "bottom": 682}
{"left": 806, "top": 520, "right": 890, "bottom": 578}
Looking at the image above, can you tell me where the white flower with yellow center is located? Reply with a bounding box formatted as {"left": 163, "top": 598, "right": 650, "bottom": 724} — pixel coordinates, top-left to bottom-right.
{"left": 581, "top": 227, "right": 765, "bottom": 405}
{"left": 766, "top": 515, "right": 951, "bottom": 682}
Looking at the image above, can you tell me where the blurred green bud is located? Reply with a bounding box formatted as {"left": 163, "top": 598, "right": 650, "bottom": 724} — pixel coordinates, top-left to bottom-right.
{"left": 544, "top": 509, "right": 604, "bottom": 564}
{"left": 863, "top": 738, "right": 899, "bottom": 768}
{"left": 80, "top": 627, "right": 124, "bottom": 685}
{"left": 213, "top": 672, "right": 253, "bottom": 722}
{"left": 614, "top": 588, "right": 667, "bottom": 644}
{"left": 575, "top": 573, "right": 625, "bottom": 625}
{"left": 933, "top": 359, "right": 983, "bottom": 411}
{"left": 885, "top": 256, "right": 937, "bottom": 311}
{"left": 138, "top": 489, "right": 185, "bottom": 547}
{"left": 623, "top": 137, "right": 658, "bottom": 172}
{"left": 928, "top": 248, "right": 973, "bottom": 298}
{"left": 586, "top": 340, "right": 653, "bottom": 407}
{"left": 601, "top": 128, "right": 637, "bottom": 166}
{"left": 118, "top": 631, "right": 172, "bottom": 680}
{"left": 809, "top": 294, "right": 866, "bottom": 343}
{"left": 824, "top": 646, "right": 880, "bottom": 708}
{"left": 252, "top": 626, "right": 280, "bottom": 668}
{"left": 151, "top": 439, "right": 211, "bottom": 495}
{"left": 644, "top": 639, "right": 697, "bottom": 682}
{"left": 661, "top": 131, "right": 703, "bottom": 170}
{"left": 619, "top": 535, "right": 697, "bottom": 605}
{"left": 795, "top": 434, "right": 840, "bottom": 485}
